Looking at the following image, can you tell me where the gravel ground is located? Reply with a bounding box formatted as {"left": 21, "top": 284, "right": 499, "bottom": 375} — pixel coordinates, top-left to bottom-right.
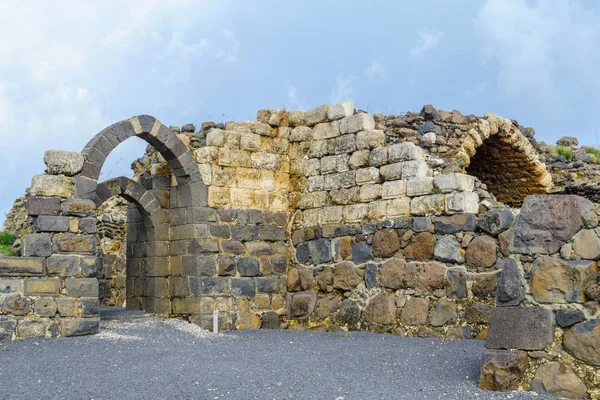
{"left": 0, "top": 315, "right": 554, "bottom": 400}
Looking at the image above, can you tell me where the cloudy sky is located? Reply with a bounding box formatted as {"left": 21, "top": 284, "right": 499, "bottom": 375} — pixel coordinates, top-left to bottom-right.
{"left": 1, "top": 0, "right": 600, "bottom": 228}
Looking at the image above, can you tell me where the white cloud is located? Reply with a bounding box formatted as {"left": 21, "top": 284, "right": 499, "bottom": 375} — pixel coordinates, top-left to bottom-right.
{"left": 167, "top": 32, "right": 210, "bottom": 58}
{"left": 365, "top": 57, "right": 387, "bottom": 80}
{"left": 330, "top": 76, "right": 356, "bottom": 103}
{"left": 409, "top": 28, "right": 444, "bottom": 57}
{"left": 0, "top": 0, "right": 226, "bottom": 228}
{"left": 285, "top": 84, "right": 307, "bottom": 110}
{"left": 215, "top": 30, "right": 241, "bottom": 64}
{"left": 475, "top": 0, "right": 600, "bottom": 95}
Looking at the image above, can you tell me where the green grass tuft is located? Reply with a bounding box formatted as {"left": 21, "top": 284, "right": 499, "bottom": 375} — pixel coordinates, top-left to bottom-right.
{"left": 583, "top": 147, "right": 600, "bottom": 164}
{"left": 0, "top": 232, "right": 17, "bottom": 256}
{"left": 0, "top": 244, "right": 16, "bottom": 256}
{"left": 551, "top": 146, "right": 574, "bottom": 160}
{"left": 0, "top": 232, "right": 16, "bottom": 246}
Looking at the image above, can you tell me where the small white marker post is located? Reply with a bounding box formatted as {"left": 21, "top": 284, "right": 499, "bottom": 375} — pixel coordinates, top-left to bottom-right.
{"left": 213, "top": 309, "right": 219, "bottom": 334}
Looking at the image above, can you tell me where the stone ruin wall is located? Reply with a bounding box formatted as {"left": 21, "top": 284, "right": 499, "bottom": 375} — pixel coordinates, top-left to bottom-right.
{"left": 0, "top": 102, "right": 599, "bottom": 399}
{"left": 96, "top": 196, "right": 127, "bottom": 307}
{"left": 3, "top": 192, "right": 128, "bottom": 307}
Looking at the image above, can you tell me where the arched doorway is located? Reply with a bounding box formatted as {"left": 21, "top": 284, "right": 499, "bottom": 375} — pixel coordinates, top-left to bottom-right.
{"left": 76, "top": 115, "right": 208, "bottom": 316}
{"left": 95, "top": 177, "right": 169, "bottom": 314}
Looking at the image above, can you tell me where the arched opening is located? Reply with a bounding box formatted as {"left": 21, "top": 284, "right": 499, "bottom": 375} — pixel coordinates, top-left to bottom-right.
{"left": 463, "top": 119, "right": 552, "bottom": 206}
{"left": 74, "top": 115, "right": 208, "bottom": 316}
{"left": 95, "top": 177, "right": 170, "bottom": 313}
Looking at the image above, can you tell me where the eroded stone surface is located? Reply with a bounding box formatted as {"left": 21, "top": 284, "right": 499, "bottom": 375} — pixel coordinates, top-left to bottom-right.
{"left": 479, "top": 349, "right": 529, "bottom": 391}
{"left": 511, "top": 195, "right": 593, "bottom": 254}
{"left": 530, "top": 257, "right": 598, "bottom": 304}
{"left": 563, "top": 319, "right": 600, "bottom": 366}
{"left": 531, "top": 362, "right": 588, "bottom": 399}
{"left": 486, "top": 306, "right": 555, "bottom": 351}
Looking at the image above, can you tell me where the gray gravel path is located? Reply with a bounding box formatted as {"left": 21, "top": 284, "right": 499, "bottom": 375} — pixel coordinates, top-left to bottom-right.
{"left": 0, "top": 316, "right": 554, "bottom": 400}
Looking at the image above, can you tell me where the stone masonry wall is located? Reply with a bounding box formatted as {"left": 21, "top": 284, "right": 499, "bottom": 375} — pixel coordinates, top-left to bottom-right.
{"left": 1, "top": 150, "right": 101, "bottom": 340}
{"left": 286, "top": 211, "right": 513, "bottom": 339}
{"left": 3, "top": 102, "right": 599, "bottom": 398}
{"left": 480, "top": 195, "right": 600, "bottom": 399}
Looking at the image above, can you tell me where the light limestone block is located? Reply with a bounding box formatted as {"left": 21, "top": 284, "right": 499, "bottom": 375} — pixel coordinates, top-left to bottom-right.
{"left": 359, "top": 184, "right": 382, "bottom": 202}
{"left": 343, "top": 204, "right": 368, "bottom": 223}
{"left": 368, "top": 201, "right": 388, "bottom": 220}
{"left": 340, "top": 113, "right": 375, "bottom": 134}
{"left": 401, "top": 160, "right": 428, "bottom": 180}
{"left": 388, "top": 142, "right": 424, "bottom": 163}
{"left": 31, "top": 175, "right": 73, "bottom": 198}
{"left": 445, "top": 192, "right": 479, "bottom": 214}
{"left": 356, "top": 130, "right": 386, "bottom": 150}
{"left": 369, "top": 147, "right": 388, "bottom": 167}
{"left": 382, "top": 180, "right": 407, "bottom": 199}
{"left": 240, "top": 133, "right": 262, "bottom": 151}
{"left": 348, "top": 150, "right": 370, "bottom": 169}
{"left": 356, "top": 167, "right": 380, "bottom": 185}
{"left": 387, "top": 197, "right": 411, "bottom": 217}
{"left": 434, "top": 173, "right": 475, "bottom": 193}
{"left": 290, "top": 126, "right": 313, "bottom": 142}
{"left": 410, "top": 195, "right": 446, "bottom": 216}
{"left": 327, "top": 102, "right": 354, "bottom": 120}
{"left": 321, "top": 206, "right": 343, "bottom": 224}
{"left": 312, "top": 121, "right": 340, "bottom": 140}
{"left": 406, "top": 177, "right": 434, "bottom": 197}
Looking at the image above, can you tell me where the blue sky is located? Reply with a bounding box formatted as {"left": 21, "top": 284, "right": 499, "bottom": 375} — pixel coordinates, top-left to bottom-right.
{"left": 1, "top": 0, "right": 600, "bottom": 228}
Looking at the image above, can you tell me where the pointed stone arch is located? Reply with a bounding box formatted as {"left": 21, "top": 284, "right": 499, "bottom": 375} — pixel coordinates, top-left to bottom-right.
{"left": 460, "top": 116, "right": 553, "bottom": 206}
{"left": 72, "top": 116, "right": 209, "bottom": 315}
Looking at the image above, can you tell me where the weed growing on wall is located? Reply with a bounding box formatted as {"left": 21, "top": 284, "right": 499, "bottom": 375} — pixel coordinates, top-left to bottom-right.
{"left": 0, "top": 231, "right": 17, "bottom": 256}
{"left": 551, "top": 146, "right": 574, "bottom": 160}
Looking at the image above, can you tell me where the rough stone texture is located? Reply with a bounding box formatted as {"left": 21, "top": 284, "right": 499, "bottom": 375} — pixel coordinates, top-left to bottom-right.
{"left": 379, "top": 259, "right": 415, "bottom": 290}
{"left": 261, "top": 312, "right": 280, "bottom": 329}
{"left": 44, "top": 150, "right": 85, "bottom": 176}
{"left": 337, "top": 299, "right": 361, "bottom": 325}
{"left": 465, "top": 236, "right": 497, "bottom": 270}
{"left": 495, "top": 258, "right": 525, "bottom": 306}
{"left": 433, "top": 214, "right": 476, "bottom": 234}
{"left": 364, "top": 294, "right": 395, "bottom": 325}
{"left": 0, "top": 257, "right": 44, "bottom": 276}
{"left": 371, "top": 229, "right": 400, "bottom": 258}
{"left": 30, "top": 174, "right": 73, "bottom": 198}
{"left": 287, "top": 292, "right": 316, "bottom": 319}
{"left": 486, "top": 307, "right": 555, "bottom": 351}
{"left": 327, "top": 102, "right": 354, "bottom": 121}
{"left": 531, "top": 362, "right": 588, "bottom": 399}
{"left": 511, "top": 195, "right": 594, "bottom": 254}
{"left": 434, "top": 235, "right": 464, "bottom": 263}
{"left": 22, "top": 234, "right": 52, "bottom": 257}
{"left": 333, "top": 262, "right": 363, "bottom": 291}
{"left": 555, "top": 309, "right": 585, "bottom": 328}
{"left": 403, "top": 232, "right": 435, "bottom": 261}
{"left": 562, "top": 319, "right": 600, "bottom": 366}
{"left": 400, "top": 297, "right": 429, "bottom": 326}
{"left": 351, "top": 241, "right": 372, "bottom": 264}
{"left": 529, "top": 257, "right": 598, "bottom": 304}
{"left": 417, "top": 261, "right": 445, "bottom": 292}
{"left": 472, "top": 272, "right": 497, "bottom": 298}
{"left": 429, "top": 300, "right": 458, "bottom": 327}
{"left": 477, "top": 210, "right": 515, "bottom": 236}
{"left": 479, "top": 349, "right": 529, "bottom": 391}
{"left": 572, "top": 229, "right": 600, "bottom": 259}
{"left": 445, "top": 267, "right": 467, "bottom": 298}
{"left": 466, "top": 304, "right": 493, "bottom": 325}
